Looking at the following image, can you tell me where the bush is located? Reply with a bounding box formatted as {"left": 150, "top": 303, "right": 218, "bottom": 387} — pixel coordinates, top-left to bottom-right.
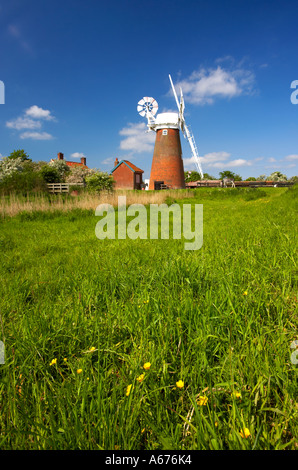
{"left": 39, "top": 165, "right": 61, "bottom": 183}
{"left": 0, "top": 169, "right": 47, "bottom": 195}
{"left": 85, "top": 172, "right": 114, "bottom": 193}
{"left": 48, "top": 159, "right": 70, "bottom": 181}
{"left": 65, "top": 166, "right": 96, "bottom": 184}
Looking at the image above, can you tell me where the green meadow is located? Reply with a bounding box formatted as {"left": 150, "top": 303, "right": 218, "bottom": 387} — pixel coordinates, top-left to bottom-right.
{"left": 0, "top": 186, "right": 297, "bottom": 450}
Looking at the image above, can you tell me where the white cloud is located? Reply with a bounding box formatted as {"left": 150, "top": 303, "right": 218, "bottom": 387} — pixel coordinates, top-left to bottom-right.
{"left": 70, "top": 152, "right": 85, "bottom": 159}
{"left": 173, "top": 64, "right": 255, "bottom": 105}
{"left": 200, "top": 151, "right": 231, "bottom": 163}
{"left": 228, "top": 158, "right": 252, "bottom": 167}
{"left": 7, "top": 23, "right": 33, "bottom": 55}
{"left": 20, "top": 131, "right": 54, "bottom": 140}
{"left": 25, "top": 105, "right": 55, "bottom": 121}
{"left": 101, "top": 157, "right": 116, "bottom": 165}
{"left": 268, "top": 157, "right": 276, "bottom": 163}
{"left": 119, "top": 122, "right": 155, "bottom": 153}
{"left": 285, "top": 154, "right": 298, "bottom": 161}
{"left": 183, "top": 151, "right": 252, "bottom": 170}
{"left": 6, "top": 117, "right": 42, "bottom": 130}
{"left": 6, "top": 105, "right": 56, "bottom": 140}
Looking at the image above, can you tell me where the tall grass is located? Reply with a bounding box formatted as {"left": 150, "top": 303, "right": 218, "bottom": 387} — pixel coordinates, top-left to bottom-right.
{"left": 0, "top": 186, "right": 297, "bottom": 449}
{"left": 0, "top": 189, "right": 195, "bottom": 218}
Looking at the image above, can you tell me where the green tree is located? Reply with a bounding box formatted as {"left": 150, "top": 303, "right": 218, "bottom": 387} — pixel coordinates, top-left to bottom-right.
{"left": 267, "top": 171, "right": 287, "bottom": 182}
{"left": 39, "top": 165, "right": 61, "bottom": 183}
{"left": 219, "top": 170, "right": 242, "bottom": 181}
{"left": 184, "top": 171, "right": 202, "bottom": 182}
{"left": 85, "top": 172, "right": 114, "bottom": 193}
{"left": 203, "top": 172, "right": 216, "bottom": 180}
{"left": 48, "top": 159, "right": 70, "bottom": 181}
{"left": 289, "top": 175, "right": 298, "bottom": 184}
{"left": 245, "top": 177, "right": 256, "bottom": 181}
{"left": 7, "top": 149, "right": 31, "bottom": 162}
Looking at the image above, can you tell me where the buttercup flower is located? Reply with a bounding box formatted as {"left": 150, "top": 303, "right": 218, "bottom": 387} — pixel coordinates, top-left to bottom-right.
{"left": 126, "top": 384, "right": 132, "bottom": 396}
{"left": 50, "top": 358, "right": 57, "bottom": 366}
{"left": 197, "top": 396, "right": 208, "bottom": 406}
{"left": 243, "top": 291, "right": 248, "bottom": 296}
{"left": 233, "top": 391, "right": 242, "bottom": 399}
{"left": 176, "top": 380, "right": 184, "bottom": 389}
{"left": 77, "top": 369, "right": 83, "bottom": 374}
{"left": 240, "top": 427, "right": 251, "bottom": 438}
{"left": 143, "top": 362, "right": 151, "bottom": 370}
{"left": 136, "top": 373, "right": 145, "bottom": 383}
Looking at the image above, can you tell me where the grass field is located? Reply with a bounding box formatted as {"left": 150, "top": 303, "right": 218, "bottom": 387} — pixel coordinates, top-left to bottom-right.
{"left": 0, "top": 186, "right": 297, "bottom": 450}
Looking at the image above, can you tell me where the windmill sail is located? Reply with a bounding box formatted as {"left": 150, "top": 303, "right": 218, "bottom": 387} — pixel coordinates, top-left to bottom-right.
{"left": 169, "top": 74, "right": 204, "bottom": 179}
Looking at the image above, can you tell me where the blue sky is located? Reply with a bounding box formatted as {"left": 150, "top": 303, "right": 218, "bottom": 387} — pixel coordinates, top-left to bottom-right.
{"left": 0, "top": 0, "right": 297, "bottom": 180}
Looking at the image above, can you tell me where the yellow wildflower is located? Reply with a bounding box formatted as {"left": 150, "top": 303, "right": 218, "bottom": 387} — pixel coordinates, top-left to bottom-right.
{"left": 233, "top": 391, "right": 242, "bottom": 399}
{"left": 243, "top": 291, "right": 248, "bottom": 296}
{"left": 240, "top": 427, "right": 251, "bottom": 438}
{"left": 176, "top": 380, "right": 184, "bottom": 389}
{"left": 77, "top": 369, "right": 83, "bottom": 374}
{"left": 143, "top": 362, "right": 151, "bottom": 370}
{"left": 63, "top": 358, "right": 67, "bottom": 362}
{"left": 197, "top": 395, "right": 208, "bottom": 406}
{"left": 136, "top": 373, "right": 145, "bottom": 383}
{"left": 50, "top": 358, "right": 57, "bottom": 366}
{"left": 126, "top": 384, "right": 132, "bottom": 396}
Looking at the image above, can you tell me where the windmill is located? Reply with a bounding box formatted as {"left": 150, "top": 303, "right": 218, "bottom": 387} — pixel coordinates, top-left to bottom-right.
{"left": 137, "top": 75, "right": 203, "bottom": 190}
{"left": 168, "top": 75, "right": 204, "bottom": 179}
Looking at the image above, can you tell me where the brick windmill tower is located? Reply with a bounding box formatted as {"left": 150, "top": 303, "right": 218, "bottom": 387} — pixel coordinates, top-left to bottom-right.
{"left": 137, "top": 75, "right": 203, "bottom": 190}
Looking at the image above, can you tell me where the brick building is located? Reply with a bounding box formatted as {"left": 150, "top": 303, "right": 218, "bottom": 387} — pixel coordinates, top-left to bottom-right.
{"left": 51, "top": 152, "right": 88, "bottom": 168}
{"left": 111, "top": 158, "right": 144, "bottom": 190}
{"left": 148, "top": 113, "right": 185, "bottom": 190}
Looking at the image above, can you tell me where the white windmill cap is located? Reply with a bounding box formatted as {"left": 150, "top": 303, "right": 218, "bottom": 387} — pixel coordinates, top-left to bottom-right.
{"left": 154, "top": 112, "right": 179, "bottom": 130}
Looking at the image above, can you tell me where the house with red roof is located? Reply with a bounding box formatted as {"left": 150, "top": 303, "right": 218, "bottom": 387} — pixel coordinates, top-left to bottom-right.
{"left": 111, "top": 158, "right": 144, "bottom": 190}
{"left": 51, "top": 152, "right": 88, "bottom": 168}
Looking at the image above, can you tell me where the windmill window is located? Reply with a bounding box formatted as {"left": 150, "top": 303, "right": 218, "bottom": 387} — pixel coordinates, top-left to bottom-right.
{"left": 162, "top": 129, "right": 168, "bottom": 135}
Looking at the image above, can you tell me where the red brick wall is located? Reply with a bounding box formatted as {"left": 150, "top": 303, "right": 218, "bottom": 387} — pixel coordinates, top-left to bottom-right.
{"left": 112, "top": 163, "right": 135, "bottom": 189}
{"left": 149, "top": 128, "right": 185, "bottom": 189}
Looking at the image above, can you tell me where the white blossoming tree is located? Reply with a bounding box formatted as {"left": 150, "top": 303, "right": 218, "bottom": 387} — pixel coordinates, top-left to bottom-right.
{"left": 267, "top": 171, "right": 287, "bottom": 182}
{"left": 0, "top": 156, "right": 24, "bottom": 182}
{"left": 48, "top": 159, "right": 70, "bottom": 181}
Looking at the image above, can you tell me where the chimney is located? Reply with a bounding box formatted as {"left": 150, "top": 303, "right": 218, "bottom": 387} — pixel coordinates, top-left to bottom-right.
{"left": 114, "top": 158, "right": 119, "bottom": 167}
{"left": 80, "top": 156, "right": 86, "bottom": 166}
{"left": 57, "top": 152, "right": 64, "bottom": 160}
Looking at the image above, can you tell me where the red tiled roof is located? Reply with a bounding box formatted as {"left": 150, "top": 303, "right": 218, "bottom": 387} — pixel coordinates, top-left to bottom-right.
{"left": 65, "top": 161, "right": 88, "bottom": 168}
{"left": 112, "top": 160, "right": 143, "bottom": 173}
{"left": 122, "top": 160, "right": 143, "bottom": 172}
